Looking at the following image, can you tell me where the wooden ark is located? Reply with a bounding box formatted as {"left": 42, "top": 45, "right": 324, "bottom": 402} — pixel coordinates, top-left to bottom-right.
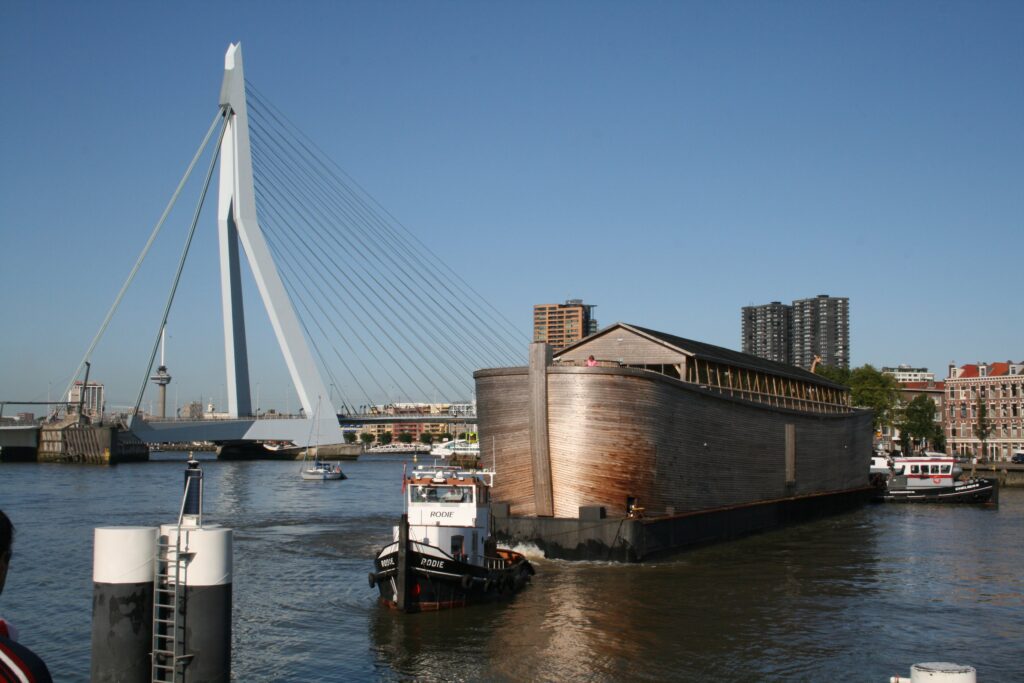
{"left": 475, "top": 323, "right": 873, "bottom": 522}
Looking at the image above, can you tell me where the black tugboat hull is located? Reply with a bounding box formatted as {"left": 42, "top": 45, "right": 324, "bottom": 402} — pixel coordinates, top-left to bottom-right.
{"left": 371, "top": 545, "right": 534, "bottom": 612}
{"left": 876, "top": 478, "right": 997, "bottom": 506}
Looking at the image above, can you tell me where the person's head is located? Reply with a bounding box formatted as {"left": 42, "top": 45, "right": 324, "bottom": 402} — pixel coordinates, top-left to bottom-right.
{"left": 0, "top": 511, "right": 12, "bottom": 596}
{"left": 588, "top": 355, "right": 595, "bottom": 361}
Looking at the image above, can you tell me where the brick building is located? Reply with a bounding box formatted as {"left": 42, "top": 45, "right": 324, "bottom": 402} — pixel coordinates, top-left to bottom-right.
{"left": 945, "top": 361, "right": 1024, "bottom": 461}
{"left": 533, "top": 299, "right": 597, "bottom": 350}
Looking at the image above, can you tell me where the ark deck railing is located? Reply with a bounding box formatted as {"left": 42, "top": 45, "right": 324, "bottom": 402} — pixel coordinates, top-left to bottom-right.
{"left": 555, "top": 358, "right": 852, "bottom": 415}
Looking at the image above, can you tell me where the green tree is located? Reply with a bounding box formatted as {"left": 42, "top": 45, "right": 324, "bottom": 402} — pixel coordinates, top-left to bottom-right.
{"left": 849, "top": 364, "right": 902, "bottom": 432}
{"left": 902, "top": 395, "right": 939, "bottom": 453}
{"left": 420, "top": 432, "right": 434, "bottom": 446}
{"left": 343, "top": 431, "right": 357, "bottom": 444}
{"left": 380, "top": 431, "right": 393, "bottom": 445}
{"left": 814, "top": 364, "right": 852, "bottom": 386}
{"left": 972, "top": 397, "right": 993, "bottom": 476}
{"left": 397, "top": 432, "right": 413, "bottom": 444}
{"left": 359, "top": 432, "right": 375, "bottom": 446}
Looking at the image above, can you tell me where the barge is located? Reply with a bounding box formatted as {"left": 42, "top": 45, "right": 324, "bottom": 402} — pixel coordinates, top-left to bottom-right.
{"left": 474, "top": 323, "right": 875, "bottom": 561}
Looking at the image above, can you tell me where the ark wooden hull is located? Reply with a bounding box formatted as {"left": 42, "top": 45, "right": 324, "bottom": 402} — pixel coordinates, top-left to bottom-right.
{"left": 475, "top": 364, "right": 873, "bottom": 521}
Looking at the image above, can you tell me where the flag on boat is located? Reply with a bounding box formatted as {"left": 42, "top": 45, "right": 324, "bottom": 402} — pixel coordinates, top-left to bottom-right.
{"left": 401, "top": 462, "right": 407, "bottom": 493}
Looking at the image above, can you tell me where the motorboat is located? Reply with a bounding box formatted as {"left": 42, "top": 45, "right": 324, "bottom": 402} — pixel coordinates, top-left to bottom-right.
{"left": 428, "top": 439, "right": 480, "bottom": 458}
{"left": 369, "top": 465, "right": 534, "bottom": 612}
{"left": 876, "top": 452, "right": 996, "bottom": 505}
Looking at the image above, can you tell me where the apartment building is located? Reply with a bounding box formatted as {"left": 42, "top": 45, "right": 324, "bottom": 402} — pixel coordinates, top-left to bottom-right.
{"left": 945, "top": 361, "right": 1024, "bottom": 461}
{"left": 533, "top": 299, "right": 597, "bottom": 350}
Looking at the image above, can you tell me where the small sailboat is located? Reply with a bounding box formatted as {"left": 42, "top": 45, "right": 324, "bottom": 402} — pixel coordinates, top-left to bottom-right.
{"left": 300, "top": 450, "right": 346, "bottom": 480}
{"left": 299, "top": 398, "right": 345, "bottom": 481}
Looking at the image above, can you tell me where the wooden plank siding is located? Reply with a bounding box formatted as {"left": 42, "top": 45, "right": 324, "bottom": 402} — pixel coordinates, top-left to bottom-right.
{"left": 476, "top": 364, "right": 873, "bottom": 520}
{"left": 555, "top": 324, "right": 850, "bottom": 414}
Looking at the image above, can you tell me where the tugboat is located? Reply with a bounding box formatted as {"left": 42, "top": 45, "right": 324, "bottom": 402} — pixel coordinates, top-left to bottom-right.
{"left": 876, "top": 452, "right": 997, "bottom": 505}
{"left": 369, "top": 465, "right": 534, "bottom": 612}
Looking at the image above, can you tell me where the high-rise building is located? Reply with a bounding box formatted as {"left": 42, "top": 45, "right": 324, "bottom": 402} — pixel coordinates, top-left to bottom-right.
{"left": 791, "top": 295, "right": 849, "bottom": 370}
{"left": 741, "top": 301, "right": 792, "bottom": 365}
{"left": 740, "top": 294, "right": 849, "bottom": 371}
{"left": 533, "top": 299, "right": 597, "bottom": 350}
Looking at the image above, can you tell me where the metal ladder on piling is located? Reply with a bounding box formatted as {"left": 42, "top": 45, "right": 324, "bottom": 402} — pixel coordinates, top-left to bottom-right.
{"left": 151, "top": 475, "right": 198, "bottom": 682}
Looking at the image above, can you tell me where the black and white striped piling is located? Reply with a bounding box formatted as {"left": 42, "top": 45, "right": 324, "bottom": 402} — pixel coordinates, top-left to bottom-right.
{"left": 159, "top": 520, "right": 233, "bottom": 681}
{"left": 91, "top": 526, "right": 157, "bottom": 682}
{"left": 91, "top": 459, "right": 233, "bottom": 682}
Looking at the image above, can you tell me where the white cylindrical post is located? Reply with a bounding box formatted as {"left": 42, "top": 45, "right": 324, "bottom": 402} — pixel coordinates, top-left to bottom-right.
{"left": 91, "top": 526, "right": 158, "bottom": 683}
{"left": 890, "top": 662, "right": 977, "bottom": 683}
{"left": 161, "top": 523, "right": 233, "bottom": 680}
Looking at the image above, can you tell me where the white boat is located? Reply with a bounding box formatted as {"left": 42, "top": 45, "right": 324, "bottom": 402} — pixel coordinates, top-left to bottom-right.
{"left": 877, "top": 452, "right": 995, "bottom": 505}
{"left": 300, "top": 456, "right": 346, "bottom": 481}
{"left": 428, "top": 439, "right": 480, "bottom": 458}
{"left": 870, "top": 452, "right": 893, "bottom": 476}
{"left": 299, "top": 399, "right": 345, "bottom": 480}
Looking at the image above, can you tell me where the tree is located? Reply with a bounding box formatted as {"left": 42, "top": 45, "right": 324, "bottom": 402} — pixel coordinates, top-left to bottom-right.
{"left": 397, "top": 432, "right": 413, "bottom": 444}
{"left": 359, "top": 432, "right": 375, "bottom": 446}
{"left": 848, "top": 364, "right": 902, "bottom": 432}
{"left": 902, "top": 395, "right": 940, "bottom": 453}
{"left": 343, "top": 431, "right": 357, "bottom": 444}
{"left": 972, "top": 397, "right": 993, "bottom": 476}
{"left": 380, "top": 431, "right": 393, "bottom": 445}
{"left": 814, "top": 364, "right": 851, "bottom": 387}
{"left": 420, "top": 432, "right": 434, "bottom": 446}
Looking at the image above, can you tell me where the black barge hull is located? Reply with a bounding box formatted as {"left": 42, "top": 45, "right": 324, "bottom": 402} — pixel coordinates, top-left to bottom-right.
{"left": 876, "top": 478, "right": 998, "bottom": 506}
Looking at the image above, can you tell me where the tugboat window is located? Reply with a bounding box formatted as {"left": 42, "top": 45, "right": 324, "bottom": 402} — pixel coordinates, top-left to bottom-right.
{"left": 410, "top": 486, "right": 472, "bottom": 503}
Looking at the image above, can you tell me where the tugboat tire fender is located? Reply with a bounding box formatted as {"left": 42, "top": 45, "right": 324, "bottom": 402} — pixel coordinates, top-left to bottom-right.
{"left": 461, "top": 574, "right": 473, "bottom": 590}
{"left": 368, "top": 572, "right": 377, "bottom": 589}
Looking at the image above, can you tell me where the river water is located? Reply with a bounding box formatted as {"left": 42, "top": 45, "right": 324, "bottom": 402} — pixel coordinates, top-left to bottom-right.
{"left": 1, "top": 454, "right": 1022, "bottom": 681}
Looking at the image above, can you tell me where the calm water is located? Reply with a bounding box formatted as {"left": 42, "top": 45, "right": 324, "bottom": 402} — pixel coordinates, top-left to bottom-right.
{"left": 1, "top": 455, "right": 1022, "bottom": 681}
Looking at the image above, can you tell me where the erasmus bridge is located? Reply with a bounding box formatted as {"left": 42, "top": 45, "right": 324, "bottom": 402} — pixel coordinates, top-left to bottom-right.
{"left": 63, "top": 43, "right": 527, "bottom": 448}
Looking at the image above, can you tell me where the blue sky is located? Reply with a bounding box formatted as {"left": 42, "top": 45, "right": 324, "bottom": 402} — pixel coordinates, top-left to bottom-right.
{"left": 1, "top": 1, "right": 1021, "bottom": 411}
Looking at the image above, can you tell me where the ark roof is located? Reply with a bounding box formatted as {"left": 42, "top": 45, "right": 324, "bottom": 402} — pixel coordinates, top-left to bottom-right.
{"left": 557, "top": 322, "right": 848, "bottom": 390}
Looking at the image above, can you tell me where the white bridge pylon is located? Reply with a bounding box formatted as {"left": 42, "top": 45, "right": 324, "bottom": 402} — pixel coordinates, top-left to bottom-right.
{"left": 131, "top": 43, "right": 338, "bottom": 447}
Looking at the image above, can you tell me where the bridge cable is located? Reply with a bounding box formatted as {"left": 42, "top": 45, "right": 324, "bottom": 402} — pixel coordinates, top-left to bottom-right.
{"left": 62, "top": 110, "right": 225, "bottom": 410}
{"left": 248, "top": 137, "right": 486, "bottom": 388}
{"left": 252, "top": 176, "right": 449, "bottom": 401}
{"left": 246, "top": 111, "right": 519, "bottom": 371}
{"left": 245, "top": 84, "right": 527, "bottom": 361}
{"left": 247, "top": 94, "right": 525, "bottom": 366}
{"left": 254, "top": 188, "right": 429, "bottom": 404}
{"left": 260, "top": 216, "right": 391, "bottom": 409}
{"left": 132, "top": 108, "right": 231, "bottom": 416}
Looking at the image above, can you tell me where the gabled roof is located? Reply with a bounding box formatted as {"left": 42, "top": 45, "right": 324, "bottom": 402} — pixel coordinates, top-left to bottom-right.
{"left": 556, "top": 322, "right": 847, "bottom": 390}
{"left": 988, "top": 362, "right": 1010, "bottom": 377}
{"left": 955, "top": 362, "right": 1020, "bottom": 379}
{"left": 958, "top": 365, "right": 980, "bottom": 378}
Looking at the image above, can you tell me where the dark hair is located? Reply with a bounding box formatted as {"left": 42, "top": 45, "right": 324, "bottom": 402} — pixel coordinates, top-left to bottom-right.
{"left": 0, "top": 510, "right": 13, "bottom": 558}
